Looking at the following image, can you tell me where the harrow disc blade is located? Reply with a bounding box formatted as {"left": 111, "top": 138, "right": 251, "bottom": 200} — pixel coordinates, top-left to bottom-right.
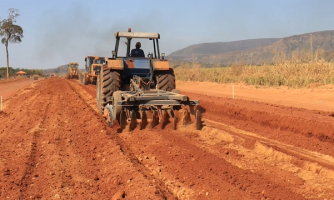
{"left": 119, "top": 109, "right": 127, "bottom": 130}
{"left": 160, "top": 110, "right": 169, "bottom": 129}
{"left": 195, "top": 109, "right": 202, "bottom": 130}
{"left": 173, "top": 110, "right": 179, "bottom": 130}
{"left": 180, "top": 109, "right": 191, "bottom": 126}
{"left": 140, "top": 110, "right": 148, "bottom": 130}
{"left": 150, "top": 110, "right": 159, "bottom": 129}
{"left": 129, "top": 111, "right": 137, "bottom": 131}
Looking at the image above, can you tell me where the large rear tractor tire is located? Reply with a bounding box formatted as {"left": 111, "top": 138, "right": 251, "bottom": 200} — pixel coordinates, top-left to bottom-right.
{"left": 100, "top": 67, "right": 121, "bottom": 113}
{"left": 155, "top": 68, "right": 175, "bottom": 91}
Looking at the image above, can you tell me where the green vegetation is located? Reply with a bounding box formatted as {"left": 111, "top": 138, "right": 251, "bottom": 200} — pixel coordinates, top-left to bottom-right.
{"left": 173, "top": 60, "right": 334, "bottom": 88}
{"left": 0, "top": 67, "right": 44, "bottom": 79}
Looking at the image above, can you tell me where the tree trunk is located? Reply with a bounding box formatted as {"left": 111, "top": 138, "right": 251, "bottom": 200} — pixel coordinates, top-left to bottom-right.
{"left": 6, "top": 42, "right": 9, "bottom": 80}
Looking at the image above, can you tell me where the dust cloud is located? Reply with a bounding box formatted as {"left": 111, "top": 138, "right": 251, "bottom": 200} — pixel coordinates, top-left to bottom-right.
{"left": 33, "top": 5, "right": 169, "bottom": 69}
{"left": 34, "top": 5, "right": 116, "bottom": 69}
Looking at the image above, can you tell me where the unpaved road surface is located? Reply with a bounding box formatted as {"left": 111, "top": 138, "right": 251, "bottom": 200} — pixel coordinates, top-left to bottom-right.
{"left": 176, "top": 81, "right": 334, "bottom": 112}
{"left": 1, "top": 77, "right": 334, "bottom": 199}
{"left": 0, "top": 78, "right": 34, "bottom": 101}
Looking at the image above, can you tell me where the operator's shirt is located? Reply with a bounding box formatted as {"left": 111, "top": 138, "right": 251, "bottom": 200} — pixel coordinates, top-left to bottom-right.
{"left": 130, "top": 48, "right": 145, "bottom": 57}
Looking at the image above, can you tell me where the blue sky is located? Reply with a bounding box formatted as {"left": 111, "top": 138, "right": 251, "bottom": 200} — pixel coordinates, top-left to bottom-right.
{"left": 1, "top": 0, "right": 334, "bottom": 69}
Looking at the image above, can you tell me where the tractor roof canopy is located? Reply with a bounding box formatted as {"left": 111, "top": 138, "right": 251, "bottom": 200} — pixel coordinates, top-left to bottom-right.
{"left": 112, "top": 29, "right": 162, "bottom": 59}
{"left": 114, "top": 31, "right": 160, "bottom": 39}
{"left": 86, "top": 56, "right": 105, "bottom": 59}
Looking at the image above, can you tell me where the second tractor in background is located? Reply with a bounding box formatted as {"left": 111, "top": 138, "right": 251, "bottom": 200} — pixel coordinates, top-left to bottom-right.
{"left": 79, "top": 56, "right": 105, "bottom": 85}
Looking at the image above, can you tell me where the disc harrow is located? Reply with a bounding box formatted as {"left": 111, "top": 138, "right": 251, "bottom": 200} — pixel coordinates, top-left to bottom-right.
{"left": 102, "top": 87, "right": 202, "bottom": 132}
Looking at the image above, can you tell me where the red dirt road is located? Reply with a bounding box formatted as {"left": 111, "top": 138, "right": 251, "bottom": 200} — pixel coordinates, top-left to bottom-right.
{"left": 0, "top": 78, "right": 34, "bottom": 101}
{"left": 176, "top": 81, "right": 334, "bottom": 112}
{"left": 1, "top": 77, "right": 334, "bottom": 199}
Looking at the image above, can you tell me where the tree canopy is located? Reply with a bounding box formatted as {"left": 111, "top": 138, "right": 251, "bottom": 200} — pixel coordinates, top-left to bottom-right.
{"left": 0, "top": 67, "right": 44, "bottom": 79}
{"left": 0, "top": 8, "right": 24, "bottom": 79}
{"left": 0, "top": 8, "right": 23, "bottom": 44}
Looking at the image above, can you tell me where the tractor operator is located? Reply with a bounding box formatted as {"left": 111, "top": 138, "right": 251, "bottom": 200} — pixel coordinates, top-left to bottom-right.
{"left": 130, "top": 42, "right": 145, "bottom": 57}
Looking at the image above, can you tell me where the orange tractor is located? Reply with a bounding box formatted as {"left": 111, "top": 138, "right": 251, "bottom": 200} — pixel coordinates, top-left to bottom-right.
{"left": 79, "top": 56, "right": 105, "bottom": 85}
{"left": 96, "top": 28, "right": 202, "bottom": 131}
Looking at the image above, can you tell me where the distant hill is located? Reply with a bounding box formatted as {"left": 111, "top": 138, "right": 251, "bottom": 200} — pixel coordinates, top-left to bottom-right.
{"left": 168, "top": 30, "right": 334, "bottom": 65}
{"left": 168, "top": 38, "right": 280, "bottom": 61}
{"left": 43, "top": 64, "right": 85, "bottom": 75}
{"left": 43, "top": 64, "right": 68, "bottom": 74}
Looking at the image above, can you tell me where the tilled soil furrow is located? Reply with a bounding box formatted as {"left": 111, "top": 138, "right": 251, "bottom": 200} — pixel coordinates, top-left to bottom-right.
{"left": 119, "top": 128, "right": 305, "bottom": 200}
{"left": 177, "top": 124, "right": 334, "bottom": 199}
{"left": 65, "top": 79, "right": 176, "bottom": 199}
{"left": 60, "top": 78, "right": 174, "bottom": 199}
{"left": 20, "top": 88, "right": 78, "bottom": 199}
{"left": 0, "top": 78, "right": 172, "bottom": 199}
{"left": 0, "top": 83, "right": 51, "bottom": 199}
{"left": 204, "top": 119, "right": 334, "bottom": 170}
{"left": 51, "top": 96, "right": 77, "bottom": 199}
{"left": 19, "top": 99, "right": 52, "bottom": 199}
{"left": 183, "top": 91, "right": 334, "bottom": 158}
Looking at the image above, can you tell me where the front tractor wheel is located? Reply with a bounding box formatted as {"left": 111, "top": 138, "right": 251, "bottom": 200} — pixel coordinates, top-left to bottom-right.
{"left": 103, "top": 91, "right": 123, "bottom": 126}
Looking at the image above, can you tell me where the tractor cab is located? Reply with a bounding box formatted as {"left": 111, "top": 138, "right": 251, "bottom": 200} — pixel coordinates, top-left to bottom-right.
{"left": 69, "top": 63, "right": 78, "bottom": 68}
{"left": 85, "top": 56, "right": 105, "bottom": 76}
{"left": 105, "top": 28, "right": 169, "bottom": 89}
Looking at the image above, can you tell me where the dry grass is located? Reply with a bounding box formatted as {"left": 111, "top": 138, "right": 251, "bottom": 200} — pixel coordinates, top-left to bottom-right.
{"left": 173, "top": 60, "right": 334, "bottom": 88}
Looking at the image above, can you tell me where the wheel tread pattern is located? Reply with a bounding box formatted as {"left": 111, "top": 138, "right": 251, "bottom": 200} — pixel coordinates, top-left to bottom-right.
{"left": 156, "top": 69, "right": 175, "bottom": 91}
{"left": 101, "top": 70, "right": 121, "bottom": 108}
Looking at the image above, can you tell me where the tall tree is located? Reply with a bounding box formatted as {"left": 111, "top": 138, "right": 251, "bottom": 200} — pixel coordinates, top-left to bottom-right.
{"left": 0, "top": 8, "right": 23, "bottom": 79}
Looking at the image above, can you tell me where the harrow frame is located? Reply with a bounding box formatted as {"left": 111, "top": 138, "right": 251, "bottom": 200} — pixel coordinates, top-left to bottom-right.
{"left": 103, "top": 88, "right": 202, "bottom": 131}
